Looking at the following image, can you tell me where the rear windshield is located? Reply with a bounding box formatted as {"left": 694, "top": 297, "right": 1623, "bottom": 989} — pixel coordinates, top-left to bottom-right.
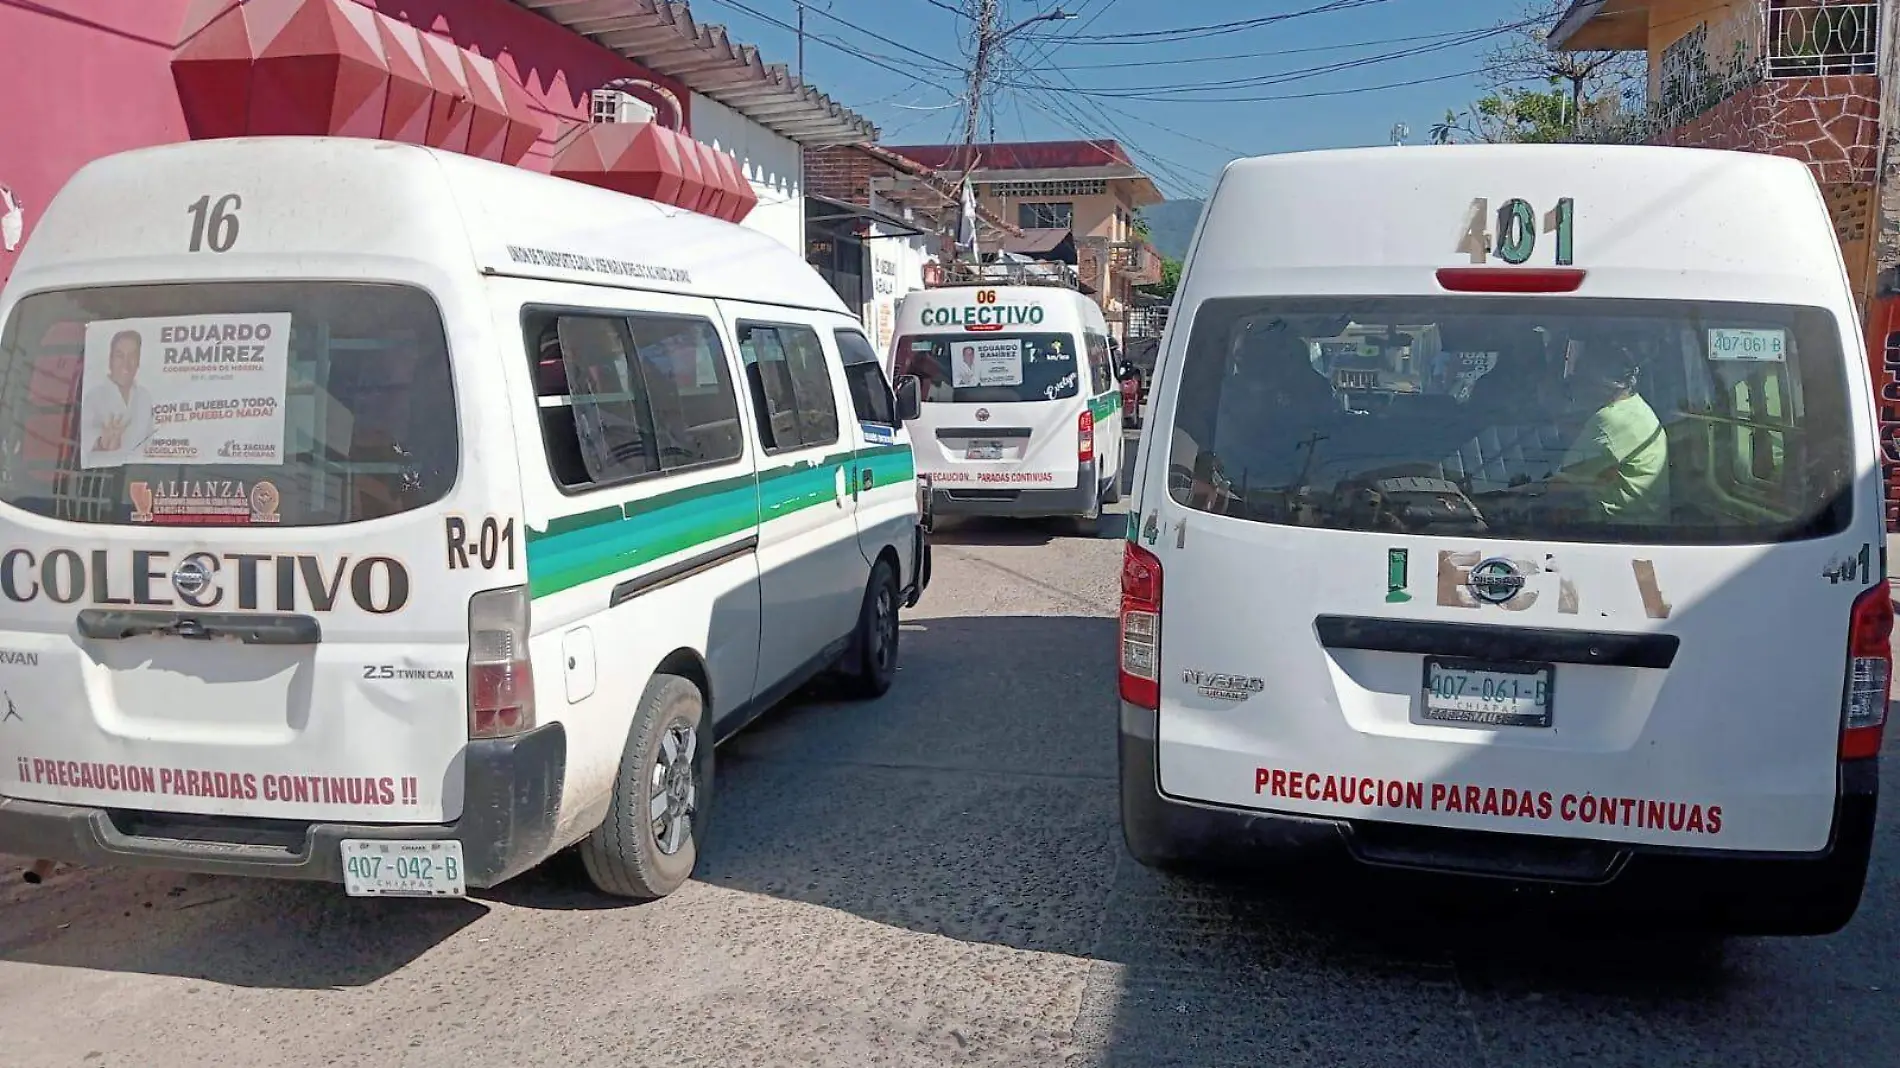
{"left": 1167, "top": 297, "right": 1853, "bottom": 545}
{"left": 0, "top": 282, "right": 456, "bottom": 527}
{"left": 895, "top": 332, "right": 1080, "bottom": 404}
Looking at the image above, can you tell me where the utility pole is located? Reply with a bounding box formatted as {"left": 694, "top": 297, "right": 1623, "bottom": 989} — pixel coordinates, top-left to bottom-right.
{"left": 796, "top": 1, "right": 805, "bottom": 80}
{"left": 964, "top": 0, "right": 998, "bottom": 153}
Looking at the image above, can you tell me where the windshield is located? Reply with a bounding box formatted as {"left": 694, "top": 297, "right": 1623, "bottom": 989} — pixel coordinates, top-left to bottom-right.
{"left": 0, "top": 282, "right": 457, "bottom": 527}
{"left": 1167, "top": 296, "right": 1853, "bottom": 545}
{"left": 894, "top": 332, "right": 1080, "bottom": 404}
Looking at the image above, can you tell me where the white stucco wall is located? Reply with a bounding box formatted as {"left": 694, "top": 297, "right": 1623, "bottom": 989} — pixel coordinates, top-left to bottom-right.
{"left": 688, "top": 94, "right": 803, "bottom": 253}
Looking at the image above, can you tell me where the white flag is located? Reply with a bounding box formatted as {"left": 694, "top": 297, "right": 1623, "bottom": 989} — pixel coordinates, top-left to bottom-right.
{"left": 956, "top": 175, "right": 977, "bottom": 255}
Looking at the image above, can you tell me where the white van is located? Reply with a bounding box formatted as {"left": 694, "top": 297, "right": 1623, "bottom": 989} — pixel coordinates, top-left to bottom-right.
{"left": 1119, "top": 145, "right": 1888, "bottom": 935}
{"left": 893, "top": 285, "right": 1124, "bottom": 530}
{"left": 0, "top": 136, "right": 930, "bottom": 901}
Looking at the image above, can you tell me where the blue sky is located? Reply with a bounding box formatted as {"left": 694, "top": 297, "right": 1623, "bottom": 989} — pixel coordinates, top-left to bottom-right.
{"left": 688, "top": 0, "right": 1551, "bottom": 200}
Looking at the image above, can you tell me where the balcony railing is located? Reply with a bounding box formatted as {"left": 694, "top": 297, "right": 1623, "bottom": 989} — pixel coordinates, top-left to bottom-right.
{"left": 1767, "top": 2, "right": 1878, "bottom": 78}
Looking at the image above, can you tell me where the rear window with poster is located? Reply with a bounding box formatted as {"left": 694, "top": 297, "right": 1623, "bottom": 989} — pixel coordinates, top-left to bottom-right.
{"left": 0, "top": 282, "right": 456, "bottom": 526}
{"left": 893, "top": 332, "right": 1080, "bottom": 404}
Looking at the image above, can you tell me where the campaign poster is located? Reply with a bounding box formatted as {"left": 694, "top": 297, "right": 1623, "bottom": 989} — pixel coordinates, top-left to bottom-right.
{"left": 950, "top": 338, "right": 1024, "bottom": 388}
{"left": 78, "top": 313, "right": 292, "bottom": 469}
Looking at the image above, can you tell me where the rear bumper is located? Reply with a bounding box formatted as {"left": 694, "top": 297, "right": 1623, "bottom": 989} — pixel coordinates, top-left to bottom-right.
{"left": 903, "top": 520, "right": 932, "bottom": 609}
{"left": 0, "top": 721, "right": 567, "bottom": 890}
{"left": 1118, "top": 703, "right": 1877, "bottom": 925}
{"left": 931, "top": 460, "right": 1101, "bottom": 518}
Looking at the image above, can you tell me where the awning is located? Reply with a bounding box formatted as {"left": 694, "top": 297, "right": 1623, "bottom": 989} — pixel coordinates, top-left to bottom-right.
{"left": 507, "top": 1, "right": 876, "bottom": 146}
{"left": 172, "top": 0, "right": 540, "bottom": 164}
{"left": 1001, "top": 227, "right": 1076, "bottom": 264}
{"left": 806, "top": 194, "right": 925, "bottom": 238}
{"left": 550, "top": 121, "right": 756, "bottom": 221}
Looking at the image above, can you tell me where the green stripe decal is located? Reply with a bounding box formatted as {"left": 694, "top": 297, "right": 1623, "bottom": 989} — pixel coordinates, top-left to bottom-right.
{"left": 526, "top": 443, "right": 917, "bottom": 599}
{"left": 1089, "top": 392, "right": 1121, "bottom": 421}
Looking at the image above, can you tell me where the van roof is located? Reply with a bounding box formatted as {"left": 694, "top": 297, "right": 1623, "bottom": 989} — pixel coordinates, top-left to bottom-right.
{"left": 1187, "top": 144, "right": 1845, "bottom": 307}
{"left": 7, "top": 136, "right": 850, "bottom": 316}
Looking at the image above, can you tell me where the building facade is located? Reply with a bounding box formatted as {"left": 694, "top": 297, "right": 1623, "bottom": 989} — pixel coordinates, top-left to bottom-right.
{"left": 882, "top": 141, "right": 1167, "bottom": 343}
{"left": 0, "top": 0, "right": 873, "bottom": 289}
{"left": 804, "top": 142, "right": 1020, "bottom": 357}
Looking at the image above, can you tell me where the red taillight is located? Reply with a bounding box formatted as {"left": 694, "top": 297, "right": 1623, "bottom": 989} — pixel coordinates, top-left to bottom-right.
{"left": 1841, "top": 584, "right": 1892, "bottom": 760}
{"left": 469, "top": 586, "right": 536, "bottom": 739}
{"left": 1436, "top": 267, "right": 1586, "bottom": 293}
{"left": 1079, "top": 409, "right": 1096, "bottom": 464}
{"left": 1120, "top": 541, "right": 1162, "bottom": 709}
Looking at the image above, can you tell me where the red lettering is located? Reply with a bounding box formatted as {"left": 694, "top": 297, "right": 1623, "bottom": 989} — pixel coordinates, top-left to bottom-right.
{"left": 1256, "top": 768, "right": 1271, "bottom": 794}
{"left": 1560, "top": 794, "right": 1578, "bottom": 821}
{"left": 1644, "top": 799, "right": 1665, "bottom": 829}
{"left": 1271, "top": 769, "right": 1288, "bottom": 796}
{"left": 1431, "top": 782, "right": 1447, "bottom": 810}
{"left": 30, "top": 758, "right": 46, "bottom": 784}
{"left": 1444, "top": 785, "right": 1463, "bottom": 813}
{"left": 241, "top": 773, "right": 258, "bottom": 800}
{"left": 1686, "top": 805, "right": 1705, "bottom": 834}
{"left": 377, "top": 777, "right": 395, "bottom": 805}
{"left": 1463, "top": 785, "right": 1481, "bottom": 812}
{"left": 1481, "top": 787, "right": 1500, "bottom": 816}
{"left": 1667, "top": 802, "right": 1688, "bottom": 832}
{"left": 1536, "top": 791, "right": 1553, "bottom": 819}
{"left": 1707, "top": 806, "right": 1722, "bottom": 834}
{"left": 1302, "top": 773, "right": 1319, "bottom": 800}
{"left": 1320, "top": 775, "right": 1340, "bottom": 803}
{"left": 1289, "top": 773, "right": 1305, "bottom": 800}
{"left": 1619, "top": 798, "right": 1637, "bottom": 826}
{"left": 1405, "top": 782, "right": 1424, "bottom": 810}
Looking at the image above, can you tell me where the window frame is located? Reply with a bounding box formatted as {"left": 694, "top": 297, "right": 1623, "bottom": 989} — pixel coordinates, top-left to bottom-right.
{"left": 834, "top": 328, "right": 898, "bottom": 428}
{"left": 1017, "top": 201, "right": 1076, "bottom": 230}
{"left": 519, "top": 303, "right": 749, "bottom": 498}
{"left": 734, "top": 317, "right": 844, "bottom": 455}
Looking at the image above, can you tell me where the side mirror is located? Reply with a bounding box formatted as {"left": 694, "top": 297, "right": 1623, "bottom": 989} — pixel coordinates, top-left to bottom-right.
{"left": 894, "top": 375, "right": 923, "bottom": 422}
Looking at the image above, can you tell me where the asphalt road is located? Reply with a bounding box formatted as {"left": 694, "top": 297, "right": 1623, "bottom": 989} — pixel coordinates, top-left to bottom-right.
{"left": 2, "top": 439, "right": 1896, "bottom": 1067}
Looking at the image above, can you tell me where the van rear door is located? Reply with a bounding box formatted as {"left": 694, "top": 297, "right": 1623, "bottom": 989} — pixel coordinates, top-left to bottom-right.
{"left": 895, "top": 330, "right": 1086, "bottom": 493}
{"left": 1144, "top": 292, "right": 1873, "bottom": 855}
{"left": 0, "top": 280, "right": 495, "bottom": 826}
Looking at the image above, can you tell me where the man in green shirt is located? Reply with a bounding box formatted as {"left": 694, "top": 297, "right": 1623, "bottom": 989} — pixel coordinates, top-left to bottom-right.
{"left": 1552, "top": 342, "right": 1670, "bottom": 524}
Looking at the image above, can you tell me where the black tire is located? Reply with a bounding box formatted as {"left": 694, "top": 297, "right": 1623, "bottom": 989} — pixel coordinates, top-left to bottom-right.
{"left": 580, "top": 673, "right": 711, "bottom": 901}
{"left": 838, "top": 558, "right": 901, "bottom": 699}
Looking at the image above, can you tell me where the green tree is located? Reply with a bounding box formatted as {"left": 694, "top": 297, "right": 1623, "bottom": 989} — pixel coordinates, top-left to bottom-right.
{"left": 1430, "top": 1, "right": 1643, "bottom": 144}
{"left": 1140, "top": 255, "right": 1182, "bottom": 301}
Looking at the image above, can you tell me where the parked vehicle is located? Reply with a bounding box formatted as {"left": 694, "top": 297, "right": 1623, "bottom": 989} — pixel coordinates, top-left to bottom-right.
{"left": 892, "top": 284, "right": 1124, "bottom": 533}
{"left": 0, "top": 136, "right": 929, "bottom": 901}
{"left": 1119, "top": 144, "right": 1886, "bottom": 936}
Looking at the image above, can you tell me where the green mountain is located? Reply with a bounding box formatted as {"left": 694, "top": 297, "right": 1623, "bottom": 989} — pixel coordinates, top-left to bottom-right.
{"left": 1140, "top": 199, "right": 1205, "bottom": 262}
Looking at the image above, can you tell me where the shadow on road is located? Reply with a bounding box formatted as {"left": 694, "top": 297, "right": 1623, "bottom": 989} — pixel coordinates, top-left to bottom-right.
{"left": 0, "top": 866, "right": 485, "bottom": 988}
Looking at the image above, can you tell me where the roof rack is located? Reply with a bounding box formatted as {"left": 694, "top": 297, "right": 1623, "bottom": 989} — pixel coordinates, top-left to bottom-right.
{"left": 928, "top": 259, "right": 1085, "bottom": 291}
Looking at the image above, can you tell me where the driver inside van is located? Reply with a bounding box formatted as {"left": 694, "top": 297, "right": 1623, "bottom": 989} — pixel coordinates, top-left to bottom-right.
{"left": 1549, "top": 339, "right": 1670, "bottom": 523}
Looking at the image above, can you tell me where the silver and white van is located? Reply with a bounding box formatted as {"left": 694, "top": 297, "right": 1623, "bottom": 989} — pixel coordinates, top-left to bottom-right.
{"left": 1120, "top": 145, "right": 1887, "bottom": 935}
{"left": 0, "top": 136, "right": 930, "bottom": 901}
{"left": 893, "top": 284, "right": 1124, "bottom": 531}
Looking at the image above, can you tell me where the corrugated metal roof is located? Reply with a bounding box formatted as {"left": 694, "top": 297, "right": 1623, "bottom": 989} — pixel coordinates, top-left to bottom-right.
{"left": 508, "top": 0, "right": 877, "bottom": 145}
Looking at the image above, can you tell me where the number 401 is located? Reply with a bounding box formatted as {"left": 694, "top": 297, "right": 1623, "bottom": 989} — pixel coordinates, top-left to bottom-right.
{"left": 1458, "top": 197, "right": 1574, "bottom": 267}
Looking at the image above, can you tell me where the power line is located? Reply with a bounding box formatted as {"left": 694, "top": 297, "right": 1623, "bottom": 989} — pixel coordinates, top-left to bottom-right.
{"left": 1048, "top": 20, "right": 1542, "bottom": 69}
{"left": 1012, "top": 0, "right": 1393, "bottom": 45}
{"left": 795, "top": 0, "right": 967, "bottom": 71}
{"left": 1003, "top": 23, "right": 1518, "bottom": 97}
{"left": 693, "top": 0, "right": 961, "bottom": 93}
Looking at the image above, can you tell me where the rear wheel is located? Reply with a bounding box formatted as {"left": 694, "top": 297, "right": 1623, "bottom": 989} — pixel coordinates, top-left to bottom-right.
{"left": 580, "top": 673, "right": 711, "bottom": 901}
{"left": 838, "top": 559, "right": 901, "bottom": 699}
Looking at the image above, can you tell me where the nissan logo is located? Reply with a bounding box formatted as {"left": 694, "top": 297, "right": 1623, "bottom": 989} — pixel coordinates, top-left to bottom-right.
{"left": 1467, "top": 558, "right": 1526, "bottom": 605}
{"left": 975, "top": 408, "right": 991, "bottom": 422}
{"left": 170, "top": 554, "right": 215, "bottom": 598}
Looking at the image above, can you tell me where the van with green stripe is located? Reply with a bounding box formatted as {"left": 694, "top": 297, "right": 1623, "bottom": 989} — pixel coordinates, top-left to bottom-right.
{"left": 893, "top": 284, "right": 1124, "bottom": 532}
{"left": 0, "top": 137, "right": 931, "bottom": 902}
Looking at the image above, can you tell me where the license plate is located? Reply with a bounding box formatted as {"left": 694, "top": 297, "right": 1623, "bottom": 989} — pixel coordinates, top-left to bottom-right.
{"left": 340, "top": 839, "right": 467, "bottom": 898}
{"left": 966, "top": 441, "right": 1004, "bottom": 460}
{"left": 1419, "top": 657, "right": 1554, "bottom": 728}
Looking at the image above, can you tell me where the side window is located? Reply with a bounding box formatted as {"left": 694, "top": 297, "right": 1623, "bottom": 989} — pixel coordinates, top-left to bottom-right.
{"left": 736, "top": 322, "right": 841, "bottom": 451}
{"left": 625, "top": 315, "right": 744, "bottom": 469}
{"left": 835, "top": 329, "right": 897, "bottom": 426}
{"left": 1085, "top": 332, "right": 1114, "bottom": 395}
{"left": 531, "top": 313, "right": 657, "bottom": 488}
{"left": 525, "top": 309, "right": 743, "bottom": 491}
